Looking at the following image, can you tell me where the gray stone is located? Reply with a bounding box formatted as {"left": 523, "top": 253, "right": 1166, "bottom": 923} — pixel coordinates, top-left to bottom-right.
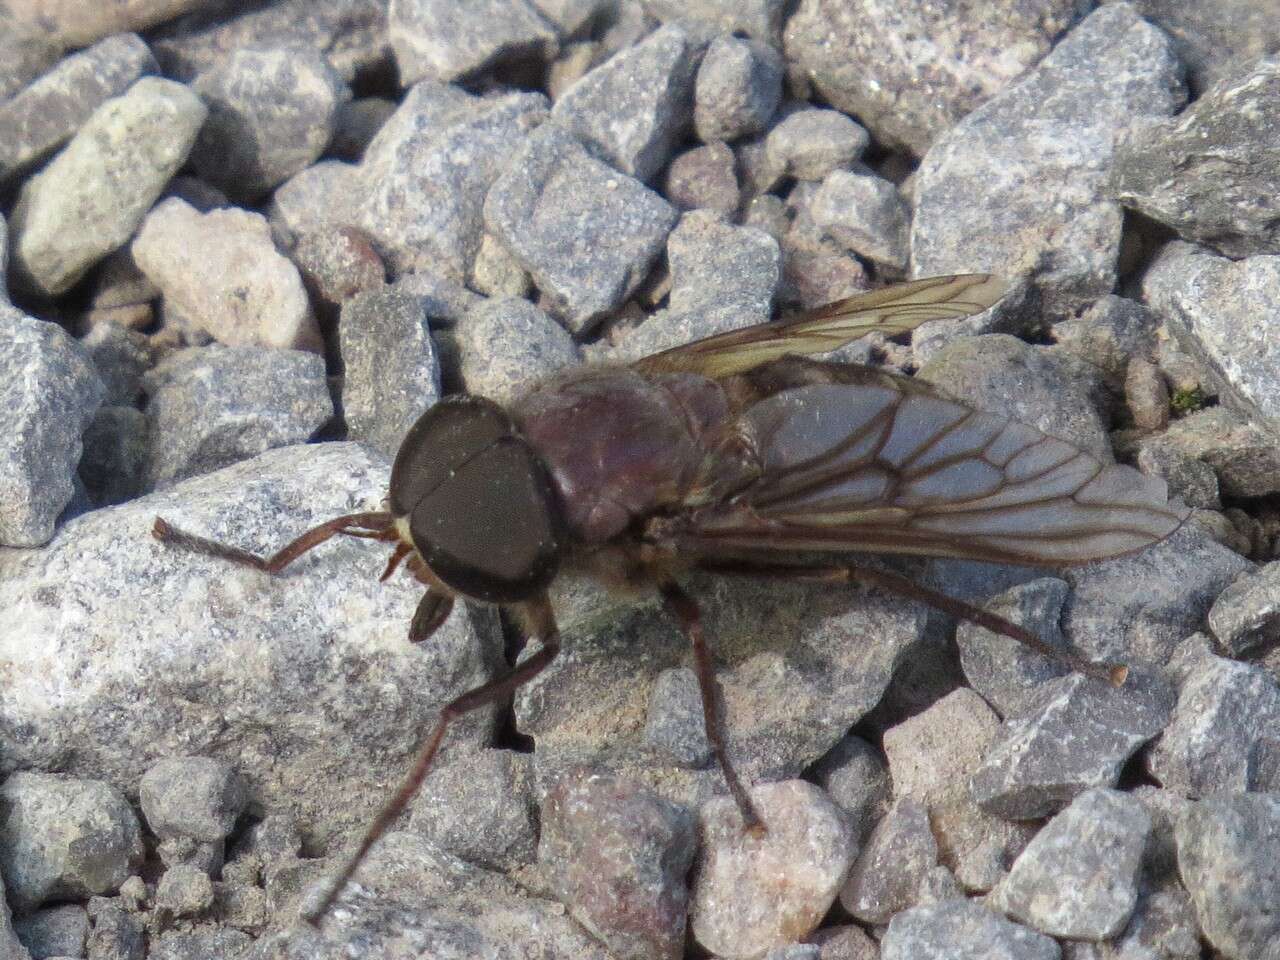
{"left": 357, "top": 82, "right": 548, "bottom": 279}
{"left": 602, "top": 211, "right": 779, "bottom": 361}
{"left": 1147, "top": 651, "right": 1280, "bottom": 797}
{"left": 806, "top": 924, "right": 879, "bottom": 960}
{"left": 133, "top": 198, "right": 321, "bottom": 352}
{"left": 151, "top": 0, "right": 387, "bottom": 84}
{"left": 150, "top": 928, "right": 252, "bottom": 960}
{"left": 84, "top": 901, "right": 144, "bottom": 960}
{"left": 0, "top": 33, "right": 156, "bottom": 184}
{"left": 765, "top": 108, "right": 869, "bottom": 182}
{"left": 0, "top": 307, "right": 104, "bottom": 547}
{"left": 0, "top": 16, "right": 61, "bottom": 104}
{"left": 157, "top": 835, "right": 223, "bottom": 875}
{"left": 5, "top": 1, "right": 219, "bottom": 48}
{"left": 1115, "top": 58, "right": 1280, "bottom": 258}
{"left": 1176, "top": 793, "right": 1280, "bottom": 960}
{"left": 810, "top": 736, "right": 890, "bottom": 841}
{"left": 809, "top": 168, "right": 908, "bottom": 271}
{"left": 690, "top": 781, "right": 855, "bottom": 958}
{"left": 408, "top": 748, "right": 537, "bottom": 870}
{"left": 329, "top": 97, "right": 395, "bottom": 162}
{"left": 142, "top": 345, "right": 333, "bottom": 489}
{"left": 191, "top": 46, "right": 348, "bottom": 201}
{"left": 917, "top": 335, "right": 1110, "bottom": 460}
{"left": 642, "top": 667, "right": 713, "bottom": 768}
{"left": 388, "top": 0, "right": 558, "bottom": 85}
{"left": 551, "top": 22, "right": 702, "bottom": 183}
{"left": 468, "top": 233, "right": 530, "bottom": 299}
{"left": 663, "top": 140, "right": 739, "bottom": 216}
{"left": 840, "top": 798, "right": 936, "bottom": 924}
{"left": 81, "top": 323, "right": 152, "bottom": 408}
{"left": 155, "top": 864, "right": 214, "bottom": 919}
{"left": 531, "top": 0, "right": 608, "bottom": 38}
{"left": 79, "top": 405, "right": 148, "bottom": 508}
{"left": 1143, "top": 241, "right": 1280, "bottom": 420}
{"left": 450, "top": 297, "right": 579, "bottom": 405}
{"left": 882, "top": 899, "right": 1059, "bottom": 960}
{"left": 1129, "top": 785, "right": 1193, "bottom": 888}
{"left": 391, "top": 269, "right": 484, "bottom": 325}
{"left": 693, "top": 35, "right": 782, "bottom": 143}
{"left": 13, "top": 904, "right": 88, "bottom": 960}
{"left": 291, "top": 227, "right": 386, "bottom": 313}
{"left": 956, "top": 578, "right": 1073, "bottom": 719}
{"left": 1126, "top": 356, "right": 1170, "bottom": 432}
{"left": 10, "top": 77, "right": 206, "bottom": 297}
{"left": 1050, "top": 296, "right": 1161, "bottom": 390}
{"left": 338, "top": 287, "right": 440, "bottom": 459}
{"left": 911, "top": 4, "right": 1184, "bottom": 319}
{"left": 971, "top": 674, "right": 1172, "bottom": 821}
{"left": 140, "top": 756, "right": 247, "bottom": 842}
{"left": 784, "top": 0, "right": 1089, "bottom": 155}
{"left": 737, "top": 134, "right": 784, "bottom": 198}
{"left": 268, "top": 160, "right": 363, "bottom": 245}
{"left": 539, "top": 772, "right": 695, "bottom": 960}
{"left": 1113, "top": 886, "right": 1201, "bottom": 960}
{"left": 1135, "top": 442, "right": 1220, "bottom": 511}
{"left": 643, "top": 0, "right": 784, "bottom": 47}
{"left": 485, "top": 123, "right": 678, "bottom": 332}
{"left": 991, "top": 788, "right": 1150, "bottom": 940}
{"left": 1209, "top": 562, "right": 1280, "bottom": 657}
{"left": 0, "top": 773, "right": 144, "bottom": 914}
{"left": 0, "top": 444, "right": 502, "bottom": 850}
{"left": 1139, "top": 405, "right": 1280, "bottom": 499}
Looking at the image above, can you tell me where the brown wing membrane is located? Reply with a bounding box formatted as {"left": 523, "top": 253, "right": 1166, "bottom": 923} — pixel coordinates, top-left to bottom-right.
{"left": 668, "top": 379, "right": 1188, "bottom": 566}
{"left": 633, "top": 274, "right": 1007, "bottom": 379}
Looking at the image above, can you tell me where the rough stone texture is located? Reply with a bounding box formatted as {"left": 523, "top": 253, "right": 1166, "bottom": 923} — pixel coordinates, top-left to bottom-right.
{"left": 357, "top": 82, "right": 548, "bottom": 279}
{"left": 805, "top": 924, "right": 879, "bottom": 960}
{"left": 0, "top": 444, "right": 502, "bottom": 850}
{"left": 1111, "top": 886, "right": 1201, "bottom": 960}
{"left": 765, "top": 108, "right": 869, "bottom": 182}
{"left": 268, "top": 160, "right": 363, "bottom": 245}
{"left": 690, "top": 781, "right": 855, "bottom": 958}
{"left": 1147, "top": 650, "right": 1280, "bottom": 797}
{"left": 642, "top": 667, "right": 713, "bottom": 768}
{"left": 79, "top": 405, "right": 149, "bottom": 508}
{"left": 809, "top": 168, "right": 909, "bottom": 271}
{"left": 602, "top": 211, "right": 779, "bottom": 361}
{"left": 191, "top": 46, "right": 348, "bottom": 202}
{"left": 1126, "top": 356, "right": 1170, "bottom": 431}
{"left": 407, "top": 748, "right": 536, "bottom": 871}
{"left": 155, "top": 864, "right": 215, "bottom": 919}
{"left": 810, "top": 736, "right": 890, "bottom": 842}
{"left": 784, "top": 0, "right": 1089, "bottom": 155}
{"left": 142, "top": 345, "right": 333, "bottom": 489}
{"left": 1209, "top": 562, "right": 1280, "bottom": 657}
{"left": 388, "top": 0, "right": 559, "bottom": 85}
{"left": 140, "top": 757, "right": 247, "bottom": 842}
{"left": 338, "top": 287, "right": 441, "bottom": 459}
{"left": 882, "top": 900, "right": 1060, "bottom": 960}
{"left": 540, "top": 773, "right": 695, "bottom": 960}
{"left": 6, "top": 0, "right": 217, "bottom": 46}
{"left": 663, "top": 141, "right": 739, "bottom": 217}
{"left": 693, "top": 35, "right": 782, "bottom": 143}
{"left": 971, "top": 674, "right": 1172, "bottom": 821}
{"left": 991, "top": 788, "right": 1150, "bottom": 940}
{"left": 839, "top": 798, "right": 936, "bottom": 924}
{"left": 10, "top": 77, "right": 206, "bottom": 297}
{"left": 133, "top": 198, "right": 321, "bottom": 352}
{"left": 0, "top": 17, "right": 61, "bottom": 103}
{"left": 551, "top": 22, "right": 702, "bottom": 183}
{"left": 468, "top": 233, "right": 530, "bottom": 299}
{"left": 1115, "top": 58, "right": 1280, "bottom": 258}
{"left": 1139, "top": 405, "right": 1280, "bottom": 500}
{"left": 0, "top": 33, "right": 156, "bottom": 184}
{"left": 450, "top": 297, "right": 580, "bottom": 405}
{"left": 291, "top": 227, "right": 386, "bottom": 313}
{"left": 81, "top": 322, "right": 152, "bottom": 408}
{"left": 1177, "top": 793, "right": 1280, "bottom": 960}
{"left": 150, "top": 927, "right": 252, "bottom": 959}
{"left": 643, "top": 0, "right": 784, "bottom": 47}
{"left": 1143, "top": 241, "right": 1280, "bottom": 421}
{"left": 911, "top": 4, "right": 1184, "bottom": 319}
{"left": 0, "top": 307, "right": 104, "bottom": 547}
{"left": 0, "top": 773, "right": 144, "bottom": 914}
{"left": 85, "top": 901, "right": 144, "bottom": 960}
{"left": 485, "top": 123, "right": 678, "bottom": 332}
{"left": 330, "top": 97, "right": 395, "bottom": 162}
{"left": 956, "top": 578, "right": 1073, "bottom": 719}
{"left": 151, "top": 0, "right": 388, "bottom": 84}
{"left": 13, "top": 902, "right": 88, "bottom": 959}
{"left": 1050, "top": 295, "right": 1162, "bottom": 390}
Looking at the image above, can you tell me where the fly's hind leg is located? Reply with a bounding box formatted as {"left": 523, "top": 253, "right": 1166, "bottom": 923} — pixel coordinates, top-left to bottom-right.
{"left": 152, "top": 512, "right": 396, "bottom": 575}
{"left": 659, "top": 582, "right": 765, "bottom": 833}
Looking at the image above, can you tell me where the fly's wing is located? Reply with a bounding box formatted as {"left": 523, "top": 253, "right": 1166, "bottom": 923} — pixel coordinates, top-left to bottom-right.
{"left": 674, "top": 378, "right": 1188, "bottom": 566}
{"left": 633, "top": 274, "right": 1007, "bottom": 380}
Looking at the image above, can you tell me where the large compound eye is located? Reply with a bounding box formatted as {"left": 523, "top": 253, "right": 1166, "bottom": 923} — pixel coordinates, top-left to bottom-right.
{"left": 390, "top": 396, "right": 561, "bottom": 603}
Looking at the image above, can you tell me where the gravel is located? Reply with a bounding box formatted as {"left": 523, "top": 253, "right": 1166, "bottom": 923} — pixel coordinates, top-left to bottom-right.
{"left": 1, "top": 3, "right": 1276, "bottom": 957}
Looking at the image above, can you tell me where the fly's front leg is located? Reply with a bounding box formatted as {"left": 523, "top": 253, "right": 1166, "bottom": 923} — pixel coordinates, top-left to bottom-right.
{"left": 152, "top": 512, "right": 395, "bottom": 575}
{"left": 696, "top": 558, "right": 1127, "bottom": 687}
{"left": 303, "top": 593, "right": 562, "bottom": 925}
{"left": 659, "top": 582, "right": 765, "bottom": 833}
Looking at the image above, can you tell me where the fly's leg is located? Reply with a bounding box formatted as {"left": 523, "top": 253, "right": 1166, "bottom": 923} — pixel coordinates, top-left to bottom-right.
{"left": 303, "top": 593, "right": 562, "bottom": 925}
{"left": 659, "top": 582, "right": 765, "bottom": 833}
{"left": 696, "top": 558, "right": 1127, "bottom": 687}
{"left": 151, "top": 512, "right": 396, "bottom": 575}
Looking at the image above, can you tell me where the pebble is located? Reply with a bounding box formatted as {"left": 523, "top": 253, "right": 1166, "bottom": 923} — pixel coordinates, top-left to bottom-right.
{"left": 268, "top": 160, "right": 363, "bottom": 244}
{"left": 1208, "top": 561, "right": 1280, "bottom": 657}
{"left": 5, "top": 0, "right": 218, "bottom": 47}
{"left": 12, "top": 903, "right": 89, "bottom": 960}
{"left": 765, "top": 107, "right": 869, "bottom": 182}
{"left": 10, "top": 76, "right": 206, "bottom": 297}
{"left": 663, "top": 140, "right": 740, "bottom": 217}
{"left": 642, "top": 667, "right": 714, "bottom": 768}
{"left": 389, "top": 0, "right": 558, "bottom": 86}
{"left": 694, "top": 35, "right": 782, "bottom": 143}
{"left": 810, "top": 736, "right": 890, "bottom": 842}
{"left": 450, "top": 296, "right": 580, "bottom": 404}
{"left": 808, "top": 168, "right": 908, "bottom": 270}
{"left": 155, "top": 864, "right": 215, "bottom": 919}
{"left": 139, "top": 757, "right": 247, "bottom": 843}
{"left": 880, "top": 899, "right": 1059, "bottom": 960}
{"left": 839, "top": 798, "right": 936, "bottom": 924}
